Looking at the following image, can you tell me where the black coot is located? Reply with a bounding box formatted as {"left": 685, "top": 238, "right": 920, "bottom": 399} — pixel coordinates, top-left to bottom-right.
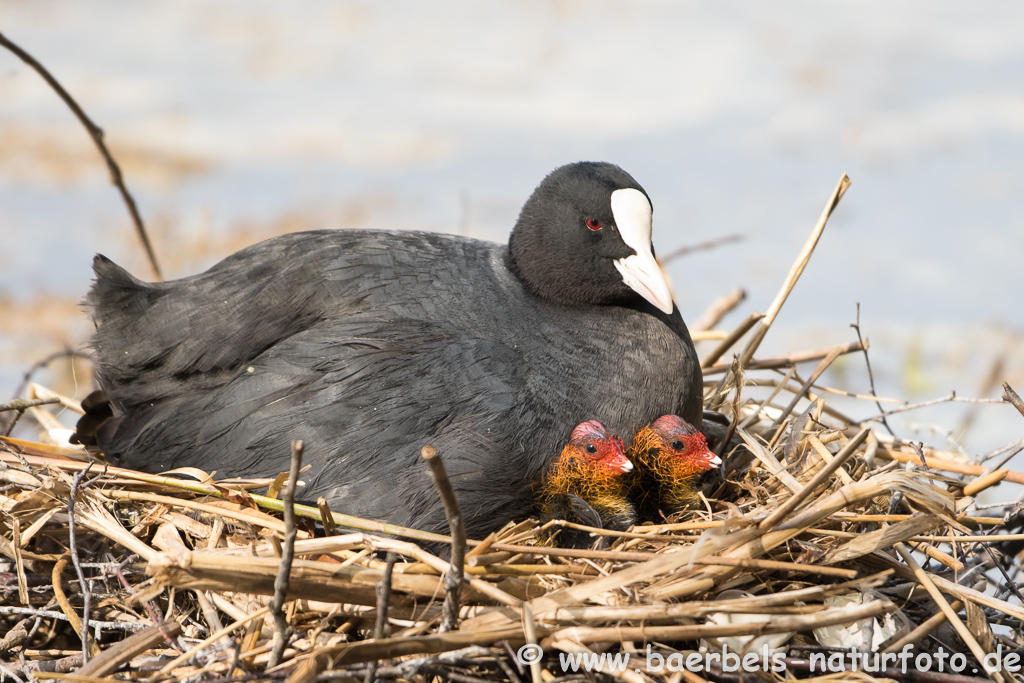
{"left": 75, "top": 162, "right": 703, "bottom": 538}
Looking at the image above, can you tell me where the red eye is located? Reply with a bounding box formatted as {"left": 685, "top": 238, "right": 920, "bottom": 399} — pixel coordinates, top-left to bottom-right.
{"left": 586, "top": 218, "right": 602, "bottom": 231}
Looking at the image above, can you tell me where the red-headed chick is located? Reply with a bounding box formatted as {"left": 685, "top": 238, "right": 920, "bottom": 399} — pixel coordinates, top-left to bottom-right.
{"left": 627, "top": 414, "right": 722, "bottom": 521}
{"left": 537, "top": 420, "right": 637, "bottom": 547}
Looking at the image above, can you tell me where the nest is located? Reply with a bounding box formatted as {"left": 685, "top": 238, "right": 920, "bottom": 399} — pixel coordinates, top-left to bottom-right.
{"left": 3, "top": 179, "right": 1024, "bottom": 682}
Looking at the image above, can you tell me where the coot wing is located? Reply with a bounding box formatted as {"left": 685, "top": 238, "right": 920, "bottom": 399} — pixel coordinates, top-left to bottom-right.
{"left": 88, "top": 231, "right": 487, "bottom": 402}
{"left": 105, "top": 313, "right": 537, "bottom": 536}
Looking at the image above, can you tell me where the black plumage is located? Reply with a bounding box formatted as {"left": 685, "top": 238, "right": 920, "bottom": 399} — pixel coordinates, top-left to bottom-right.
{"left": 75, "top": 161, "right": 703, "bottom": 539}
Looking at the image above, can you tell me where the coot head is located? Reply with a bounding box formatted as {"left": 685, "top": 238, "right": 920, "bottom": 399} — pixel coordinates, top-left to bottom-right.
{"left": 646, "top": 414, "right": 721, "bottom": 472}
{"left": 562, "top": 419, "right": 633, "bottom": 475}
{"left": 538, "top": 419, "right": 636, "bottom": 546}
{"left": 508, "top": 161, "right": 674, "bottom": 314}
{"left": 627, "top": 414, "right": 722, "bottom": 520}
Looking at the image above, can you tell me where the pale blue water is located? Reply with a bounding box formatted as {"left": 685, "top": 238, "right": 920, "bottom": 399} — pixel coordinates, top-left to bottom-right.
{"left": 1, "top": 1, "right": 1022, "bottom": 457}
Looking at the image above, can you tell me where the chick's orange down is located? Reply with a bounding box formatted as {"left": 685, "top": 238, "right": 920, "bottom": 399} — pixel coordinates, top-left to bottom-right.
{"left": 627, "top": 414, "right": 721, "bottom": 521}
{"left": 537, "top": 420, "right": 636, "bottom": 547}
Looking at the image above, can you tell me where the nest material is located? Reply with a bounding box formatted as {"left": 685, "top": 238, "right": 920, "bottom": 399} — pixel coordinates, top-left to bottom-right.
{"left": 3, "top": 181, "right": 1023, "bottom": 679}
{"left": 2, "top": 354, "right": 1023, "bottom": 683}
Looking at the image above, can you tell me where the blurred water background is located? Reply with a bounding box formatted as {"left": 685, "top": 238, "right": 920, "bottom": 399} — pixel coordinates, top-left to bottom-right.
{"left": 1, "top": 1, "right": 1022, "bottom": 464}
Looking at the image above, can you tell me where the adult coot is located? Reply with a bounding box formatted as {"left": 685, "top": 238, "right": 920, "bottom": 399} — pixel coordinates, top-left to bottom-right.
{"left": 75, "top": 161, "right": 703, "bottom": 539}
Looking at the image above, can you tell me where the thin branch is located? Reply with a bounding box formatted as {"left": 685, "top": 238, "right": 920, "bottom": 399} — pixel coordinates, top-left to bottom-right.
{"left": 0, "top": 32, "right": 161, "bottom": 280}
{"left": 659, "top": 233, "right": 744, "bottom": 265}
{"left": 759, "top": 427, "right": 869, "bottom": 530}
{"left": 972, "top": 529, "right": 1024, "bottom": 607}
{"left": 1002, "top": 382, "right": 1024, "bottom": 421}
{"left": 988, "top": 444, "right": 1024, "bottom": 472}
{"left": 700, "top": 311, "right": 763, "bottom": 370}
{"left": 851, "top": 303, "right": 894, "bottom": 436}
{"left": 861, "top": 391, "right": 1006, "bottom": 423}
{"left": 68, "top": 464, "right": 94, "bottom": 664}
{"left": 0, "top": 619, "right": 31, "bottom": 655}
{"left": 364, "top": 552, "right": 397, "bottom": 683}
{"left": 421, "top": 445, "right": 466, "bottom": 633}
{"left": 894, "top": 543, "right": 1006, "bottom": 683}
{"left": 3, "top": 350, "right": 91, "bottom": 435}
{"left": 268, "top": 439, "right": 303, "bottom": 668}
{"left": 703, "top": 339, "right": 866, "bottom": 375}
{"left": 112, "top": 557, "right": 182, "bottom": 653}
{"left": 736, "top": 174, "right": 851, "bottom": 372}
{"left": 0, "top": 397, "right": 61, "bottom": 413}
{"left": 689, "top": 287, "right": 746, "bottom": 333}
{"left": 9, "top": 349, "right": 92, "bottom": 403}
{"left": 0, "top": 606, "right": 152, "bottom": 630}
{"left": 772, "top": 344, "right": 844, "bottom": 427}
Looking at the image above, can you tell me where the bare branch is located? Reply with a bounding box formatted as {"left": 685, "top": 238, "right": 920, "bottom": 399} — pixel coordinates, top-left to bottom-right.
{"left": 268, "top": 439, "right": 303, "bottom": 667}
{"left": 0, "top": 32, "right": 161, "bottom": 279}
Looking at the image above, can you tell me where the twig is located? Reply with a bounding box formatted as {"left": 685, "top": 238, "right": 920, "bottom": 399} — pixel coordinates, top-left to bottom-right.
{"left": 8, "top": 653, "right": 84, "bottom": 677}
{"left": 0, "top": 397, "right": 61, "bottom": 413}
{"left": 364, "top": 553, "right": 398, "bottom": 683}
{"left": 715, "top": 356, "right": 744, "bottom": 453}
{"left": 736, "top": 174, "right": 851, "bottom": 372}
{"left": 988, "top": 443, "right": 1024, "bottom": 472}
{"left": 2, "top": 394, "right": 65, "bottom": 436}
{"left": 68, "top": 463, "right": 94, "bottom": 664}
{"left": 702, "top": 339, "right": 865, "bottom": 375}
{"left": 2, "top": 350, "right": 92, "bottom": 436}
{"left": 269, "top": 440, "right": 303, "bottom": 668}
{"left": 851, "top": 303, "right": 894, "bottom": 436}
{"left": 659, "top": 233, "right": 744, "bottom": 265}
{"left": 8, "top": 348, "right": 90, "bottom": 404}
{"left": 0, "top": 32, "right": 161, "bottom": 280}
{"left": 0, "top": 663, "right": 26, "bottom": 683}
{"left": 317, "top": 497, "right": 338, "bottom": 536}
{"left": 0, "top": 619, "right": 30, "bottom": 655}
{"left": 883, "top": 446, "right": 1024, "bottom": 485}
{"left": 690, "top": 288, "right": 746, "bottom": 332}
{"left": 700, "top": 311, "right": 763, "bottom": 369}
{"left": 1002, "top": 382, "right": 1024, "bottom": 421}
{"left": 112, "top": 556, "right": 183, "bottom": 653}
{"left": 860, "top": 391, "right": 1006, "bottom": 422}
{"left": 968, "top": 523, "right": 1024, "bottom": 606}
{"left": 0, "top": 606, "right": 151, "bottom": 630}
{"left": 769, "top": 653, "right": 985, "bottom": 683}
{"left": 77, "top": 621, "right": 184, "bottom": 678}
{"left": 421, "top": 445, "right": 466, "bottom": 632}
{"left": 772, "top": 344, "right": 844, "bottom": 426}
{"left": 521, "top": 604, "right": 543, "bottom": 683}
{"left": 882, "top": 600, "right": 963, "bottom": 653}
{"left": 147, "top": 607, "right": 271, "bottom": 681}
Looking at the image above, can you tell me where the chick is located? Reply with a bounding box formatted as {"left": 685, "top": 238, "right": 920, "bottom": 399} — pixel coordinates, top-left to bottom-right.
{"left": 627, "top": 414, "right": 722, "bottom": 521}
{"left": 537, "top": 420, "right": 636, "bottom": 547}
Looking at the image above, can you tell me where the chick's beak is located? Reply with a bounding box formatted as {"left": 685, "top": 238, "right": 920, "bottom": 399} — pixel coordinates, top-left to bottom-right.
{"left": 609, "top": 456, "right": 634, "bottom": 474}
{"left": 700, "top": 448, "right": 723, "bottom": 470}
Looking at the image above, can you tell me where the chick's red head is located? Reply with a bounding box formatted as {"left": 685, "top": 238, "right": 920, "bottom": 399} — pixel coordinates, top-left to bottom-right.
{"left": 567, "top": 420, "right": 633, "bottom": 475}
{"left": 649, "top": 415, "right": 722, "bottom": 472}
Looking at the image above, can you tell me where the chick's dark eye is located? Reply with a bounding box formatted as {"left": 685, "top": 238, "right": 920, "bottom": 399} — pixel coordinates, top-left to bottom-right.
{"left": 585, "top": 443, "right": 598, "bottom": 454}
{"left": 586, "top": 218, "right": 602, "bottom": 231}
{"left": 671, "top": 440, "right": 684, "bottom": 451}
